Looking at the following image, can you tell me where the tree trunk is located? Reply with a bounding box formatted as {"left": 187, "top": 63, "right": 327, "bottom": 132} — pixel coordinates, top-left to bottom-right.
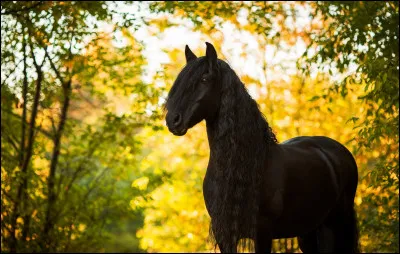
{"left": 20, "top": 34, "right": 32, "bottom": 245}
{"left": 9, "top": 44, "right": 43, "bottom": 252}
{"left": 42, "top": 78, "right": 72, "bottom": 251}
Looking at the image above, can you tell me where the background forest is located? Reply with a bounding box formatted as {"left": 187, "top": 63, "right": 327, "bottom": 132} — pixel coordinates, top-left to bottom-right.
{"left": 1, "top": 1, "right": 398, "bottom": 253}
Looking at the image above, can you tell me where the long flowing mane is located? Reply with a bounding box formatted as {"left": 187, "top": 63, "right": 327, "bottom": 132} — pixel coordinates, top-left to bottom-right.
{"left": 208, "top": 60, "right": 278, "bottom": 251}
{"left": 166, "top": 46, "right": 360, "bottom": 253}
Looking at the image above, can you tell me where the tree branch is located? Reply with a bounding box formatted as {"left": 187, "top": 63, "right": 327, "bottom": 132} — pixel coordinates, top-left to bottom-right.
{"left": 9, "top": 35, "right": 44, "bottom": 254}
{"left": 42, "top": 18, "right": 77, "bottom": 250}
{"left": 43, "top": 77, "right": 72, "bottom": 251}
{"left": 1, "top": 107, "right": 53, "bottom": 139}
{"left": 3, "top": 132, "right": 19, "bottom": 152}
{"left": 21, "top": 39, "right": 32, "bottom": 240}
{"left": 1, "top": 188, "right": 16, "bottom": 204}
{"left": 61, "top": 137, "right": 101, "bottom": 198}
{"left": 1, "top": 58, "right": 24, "bottom": 88}
{"left": 20, "top": 34, "right": 28, "bottom": 166}
{"left": 44, "top": 49, "right": 65, "bottom": 84}
{"left": 1, "top": 1, "right": 44, "bottom": 16}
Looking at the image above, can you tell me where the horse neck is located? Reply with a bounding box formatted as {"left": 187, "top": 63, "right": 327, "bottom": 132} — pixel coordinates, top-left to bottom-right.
{"left": 204, "top": 74, "right": 276, "bottom": 245}
{"left": 205, "top": 79, "right": 272, "bottom": 167}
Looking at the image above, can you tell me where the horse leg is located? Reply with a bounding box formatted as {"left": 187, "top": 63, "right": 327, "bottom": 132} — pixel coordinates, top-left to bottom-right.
{"left": 324, "top": 180, "right": 359, "bottom": 253}
{"left": 216, "top": 239, "right": 236, "bottom": 253}
{"left": 330, "top": 201, "right": 360, "bottom": 252}
{"left": 298, "top": 229, "right": 318, "bottom": 253}
{"left": 210, "top": 231, "right": 236, "bottom": 253}
{"left": 213, "top": 226, "right": 237, "bottom": 253}
{"left": 317, "top": 224, "right": 335, "bottom": 252}
{"left": 255, "top": 227, "right": 272, "bottom": 253}
{"left": 298, "top": 224, "right": 335, "bottom": 253}
{"left": 255, "top": 238, "right": 272, "bottom": 253}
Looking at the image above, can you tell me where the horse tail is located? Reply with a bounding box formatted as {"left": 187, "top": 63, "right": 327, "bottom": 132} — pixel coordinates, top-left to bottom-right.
{"left": 347, "top": 203, "right": 361, "bottom": 253}
{"left": 345, "top": 150, "right": 360, "bottom": 253}
{"left": 329, "top": 143, "right": 360, "bottom": 253}
{"left": 348, "top": 151, "right": 361, "bottom": 253}
{"left": 331, "top": 193, "right": 360, "bottom": 253}
{"left": 337, "top": 152, "right": 361, "bottom": 253}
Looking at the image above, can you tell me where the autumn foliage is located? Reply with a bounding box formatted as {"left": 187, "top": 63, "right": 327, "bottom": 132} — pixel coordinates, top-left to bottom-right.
{"left": 1, "top": 1, "right": 398, "bottom": 253}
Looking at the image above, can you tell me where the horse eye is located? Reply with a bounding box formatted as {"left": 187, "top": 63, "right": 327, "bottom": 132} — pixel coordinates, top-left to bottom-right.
{"left": 201, "top": 78, "right": 207, "bottom": 82}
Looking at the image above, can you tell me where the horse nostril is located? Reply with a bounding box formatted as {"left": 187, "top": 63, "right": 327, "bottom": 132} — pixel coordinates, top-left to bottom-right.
{"left": 173, "top": 113, "right": 182, "bottom": 126}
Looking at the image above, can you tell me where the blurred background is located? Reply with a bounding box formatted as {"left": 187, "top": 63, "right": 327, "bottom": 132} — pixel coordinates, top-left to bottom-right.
{"left": 1, "top": 1, "right": 398, "bottom": 253}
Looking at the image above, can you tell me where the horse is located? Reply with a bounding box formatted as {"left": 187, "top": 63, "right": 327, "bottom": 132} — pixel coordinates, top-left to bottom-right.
{"left": 164, "top": 42, "right": 360, "bottom": 253}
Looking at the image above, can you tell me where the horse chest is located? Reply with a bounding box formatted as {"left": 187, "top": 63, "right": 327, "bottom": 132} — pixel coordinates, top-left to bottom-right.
{"left": 202, "top": 166, "right": 239, "bottom": 218}
{"left": 202, "top": 170, "right": 220, "bottom": 217}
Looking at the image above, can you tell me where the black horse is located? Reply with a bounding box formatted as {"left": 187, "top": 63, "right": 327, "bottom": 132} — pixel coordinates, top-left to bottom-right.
{"left": 165, "top": 42, "right": 359, "bottom": 253}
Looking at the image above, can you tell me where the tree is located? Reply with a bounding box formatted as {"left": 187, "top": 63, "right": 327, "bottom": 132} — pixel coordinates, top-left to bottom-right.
{"left": 301, "top": 2, "right": 399, "bottom": 252}
{"left": 139, "top": 1, "right": 399, "bottom": 252}
{"left": 1, "top": 1, "right": 163, "bottom": 252}
{"left": 2, "top": 1, "right": 397, "bottom": 253}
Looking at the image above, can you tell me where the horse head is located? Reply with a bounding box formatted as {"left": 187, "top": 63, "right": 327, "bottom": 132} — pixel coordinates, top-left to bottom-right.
{"left": 165, "top": 42, "right": 222, "bottom": 136}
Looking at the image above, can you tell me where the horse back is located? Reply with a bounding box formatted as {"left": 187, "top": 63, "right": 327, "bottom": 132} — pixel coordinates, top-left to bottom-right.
{"left": 280, "top": 135, "right": 358, "bottom": 189}
{"left": 260, "top": 136, "right": 358, "bottom": 237}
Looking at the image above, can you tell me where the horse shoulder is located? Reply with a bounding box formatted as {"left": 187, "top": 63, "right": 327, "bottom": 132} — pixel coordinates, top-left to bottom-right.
{"left": 259, "top": 146, "right": 287, "bottom": 220}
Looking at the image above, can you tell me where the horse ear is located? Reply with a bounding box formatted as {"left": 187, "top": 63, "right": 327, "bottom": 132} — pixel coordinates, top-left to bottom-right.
{"left": 185, "top": 45, "right": 197, "bottom": 63}
{"left": 205, "top": 42, "right": 217, "bottom": 69}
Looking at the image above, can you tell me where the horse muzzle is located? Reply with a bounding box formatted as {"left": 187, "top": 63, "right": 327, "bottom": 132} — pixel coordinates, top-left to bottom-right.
{"left": 166, "top": 112, "right": 188, "bottom": 136}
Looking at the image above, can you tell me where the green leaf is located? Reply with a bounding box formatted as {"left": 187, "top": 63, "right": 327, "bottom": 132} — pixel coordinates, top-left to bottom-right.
{"left": 309, "top": 95, "right": 320, "bottom": 101}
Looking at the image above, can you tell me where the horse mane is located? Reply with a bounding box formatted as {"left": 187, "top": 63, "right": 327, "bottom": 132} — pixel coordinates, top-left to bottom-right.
{"left": 208, "top": 60, "right": 278, "bottom": 252}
